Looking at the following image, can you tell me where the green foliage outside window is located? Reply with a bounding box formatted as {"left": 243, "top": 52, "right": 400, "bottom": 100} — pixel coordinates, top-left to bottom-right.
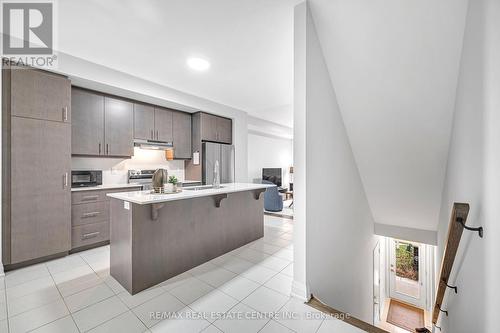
{"left": 396, "top": 243, "right": 418, "bottom": 281}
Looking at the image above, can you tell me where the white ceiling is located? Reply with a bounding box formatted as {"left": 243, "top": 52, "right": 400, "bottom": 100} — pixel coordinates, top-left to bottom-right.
{"left": 308, "top": 0, "right": 469, "bottom": 231}
{"left": 57, "top": 0, "right": 298, "bottom": 127}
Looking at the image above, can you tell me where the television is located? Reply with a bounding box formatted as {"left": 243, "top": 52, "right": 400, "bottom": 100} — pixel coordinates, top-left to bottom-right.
{"left": 262, "top": 168, "right": 282, "bottom": 187}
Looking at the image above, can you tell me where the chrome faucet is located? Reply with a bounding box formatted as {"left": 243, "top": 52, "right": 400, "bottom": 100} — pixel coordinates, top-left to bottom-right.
{"left": 213, "top": 160, "right": 220, "bottom": 189}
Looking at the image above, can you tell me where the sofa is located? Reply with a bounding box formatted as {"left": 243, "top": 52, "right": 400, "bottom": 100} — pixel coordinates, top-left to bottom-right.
{"left": 262, "top": 180, "right": 283, "bottom": 212}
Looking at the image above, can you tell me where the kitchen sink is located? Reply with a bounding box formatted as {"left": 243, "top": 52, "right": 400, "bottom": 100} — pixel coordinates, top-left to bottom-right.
{"left": 184, "top": 185, "right": 225, "bottom": 191}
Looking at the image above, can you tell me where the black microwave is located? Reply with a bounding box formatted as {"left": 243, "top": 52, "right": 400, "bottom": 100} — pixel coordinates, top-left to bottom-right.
{"left": 71, "top": 170, "right": 102, "bottom": 188}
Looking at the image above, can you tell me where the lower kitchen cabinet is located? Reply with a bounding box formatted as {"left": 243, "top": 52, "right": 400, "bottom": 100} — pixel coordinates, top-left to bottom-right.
{"left": 72, "top": 222, "right": 110, "bottom": 249}
{"left": 71, "top": 186, "right": 140, "bottom": 251}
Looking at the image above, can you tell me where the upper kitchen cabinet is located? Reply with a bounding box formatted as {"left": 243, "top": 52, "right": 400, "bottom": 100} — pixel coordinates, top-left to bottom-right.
{"left": 200, "top": 112, "right": 232, "bottom": 144}
{"left": 172, "top": 111, "right": 192, "bottom": 159}
{"left": 71, "top": 88, "right": 134, "bottom": 157}
{"left": 154, "top": 107, "right": 173, "bottom": 142}
{"left": 11, "top": 66, "right": 71, "bottom": 122}
{"left": 200, "top": 112, "right": 218, "bottom": 142}
{"left": 72, "top": 88, "right": 105, "bottom": 155}
{"left": 104, "top": 97, "right": 134, "bottom": 157}
{"left": 134, "top": 103, "right": 155, "bottom": 140}
{"left": 216, "top": 116, "right": 232, "bottom": 144}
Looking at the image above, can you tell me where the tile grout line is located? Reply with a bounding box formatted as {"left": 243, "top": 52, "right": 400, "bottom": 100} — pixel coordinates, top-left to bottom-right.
{"left": 25, "top": 260, "right": 81, "bottom": 333}
{"left": 2, "top": 278, "right": 10, "bottom": 333}
{"left": 131, "top": 287, "right": 191, "bottom": 329}
{"left": 49, "top": 257, "right": 83, "bottom": 332}
{"left": 77, "top": 301, "right": 133, "bottom": 333}
{"left": 69, "top": 250, "right": 153, "bottom": 332}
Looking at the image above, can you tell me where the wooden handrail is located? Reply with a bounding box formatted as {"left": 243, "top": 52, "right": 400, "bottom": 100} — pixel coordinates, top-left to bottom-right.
{"left": 432, "top": 202, "right": 470, "bottom": 324}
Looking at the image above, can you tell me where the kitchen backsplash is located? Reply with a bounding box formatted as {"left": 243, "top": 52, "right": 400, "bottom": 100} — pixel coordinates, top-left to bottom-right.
{"left": 72, "top": 147, "right": 185, "bottom": 184}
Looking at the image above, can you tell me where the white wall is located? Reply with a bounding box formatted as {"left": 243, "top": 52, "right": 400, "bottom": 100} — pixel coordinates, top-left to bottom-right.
{"left": 247, "top": 133, "right": 293, "bottom": 185}
{"left": 247, "top": 115, "right": 293, "bottom": 140}
{"left": 308, "top": 0, "right": 469, "bottom": 233}
{"left": 436, "top": 0, "right": 500, "bottom": 331}
{"left": 294, "top": 2, "right": 376, "bottom": 322}
{"left": 374, "top": 223, "right": 437, "bottom": 246}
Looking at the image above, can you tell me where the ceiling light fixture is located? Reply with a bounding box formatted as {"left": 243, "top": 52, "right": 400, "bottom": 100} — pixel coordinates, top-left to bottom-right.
{"left": 187, "top": 57, "right": 210, "bottom": 71}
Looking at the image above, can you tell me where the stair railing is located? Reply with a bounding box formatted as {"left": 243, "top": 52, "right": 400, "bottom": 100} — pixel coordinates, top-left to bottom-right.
{"left": 432, "top": 202, "right": 483, "bottom": 330}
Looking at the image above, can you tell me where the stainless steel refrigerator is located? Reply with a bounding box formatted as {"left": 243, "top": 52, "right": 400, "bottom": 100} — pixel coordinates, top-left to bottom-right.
{"left": 202, "top": 142, "right": 235, "bottom": 185}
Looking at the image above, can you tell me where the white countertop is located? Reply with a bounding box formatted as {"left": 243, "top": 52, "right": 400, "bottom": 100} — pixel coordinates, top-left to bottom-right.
{"left": 71, "top": 183, "right": 142, "bottom": 192}
{"left": 106, "top": 183, "right": 274, "bottom": 205}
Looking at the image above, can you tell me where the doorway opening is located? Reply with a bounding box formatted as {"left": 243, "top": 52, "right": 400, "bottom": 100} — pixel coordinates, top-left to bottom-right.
{"left": 373, "top": 236, "right": 435, "bottom": 332}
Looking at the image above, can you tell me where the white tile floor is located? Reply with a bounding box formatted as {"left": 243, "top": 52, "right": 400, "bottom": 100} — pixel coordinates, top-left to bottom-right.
{"left": 0, "top": 215, "right": 365, "bottom": 333}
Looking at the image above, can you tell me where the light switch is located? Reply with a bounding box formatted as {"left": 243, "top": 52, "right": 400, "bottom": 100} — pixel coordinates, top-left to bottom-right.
{"left": 193, "top": 151, "right": 200, "bottom": 165}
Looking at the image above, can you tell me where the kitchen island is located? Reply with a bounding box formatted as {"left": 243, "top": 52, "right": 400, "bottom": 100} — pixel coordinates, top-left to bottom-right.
{"left": 107, "top": 183, "right": 272, "bottom": 294}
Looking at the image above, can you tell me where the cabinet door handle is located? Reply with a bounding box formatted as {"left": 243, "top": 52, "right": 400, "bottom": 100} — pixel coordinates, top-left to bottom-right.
{"left": 82, "top": 212, "right": 100, "bottom": 218}
{"left": 151, "top": 129, "right": 153, "bottom": 140}
{"left": 106, "top": 143, "right": 109, "bottom": 155}
{"left": 63, "top": 173, "right": 68, "bottom": 189}
{"left": 62, "top": 106, "right": 68, "bottom": 121}
{"left": 82, "top": 195, "right": 99, "bottom": 201}
{"left": 82, "top": 231, "right": 100, "bottom": 240}
{"left": 98, "top": 142, "right": 101, "bottom": 155}
{"left": 156, "top": 130, "right": 159, "bottom": 140}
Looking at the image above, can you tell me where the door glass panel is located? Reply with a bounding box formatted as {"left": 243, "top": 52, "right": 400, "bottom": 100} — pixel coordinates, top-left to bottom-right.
{"left": 395, "top": 241, "right": 420, "bottom": 299}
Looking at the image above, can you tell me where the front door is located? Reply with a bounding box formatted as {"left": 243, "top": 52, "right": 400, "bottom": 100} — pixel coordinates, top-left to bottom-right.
{"left": 389, "top": 239, "right": 425, "bottom": 308}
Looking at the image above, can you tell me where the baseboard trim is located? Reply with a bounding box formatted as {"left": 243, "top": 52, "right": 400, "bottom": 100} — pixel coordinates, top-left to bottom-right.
{"left": 307, "top": 296, "right": 389, "bottom": 333}
{"left": 3, "top": 251, "right": 68, "bottom": 272}
{"left": 264, "top": 211, "right": 294, "bottom": 220}
{"left": 69, "top": 240, "right": 110, "bottom": 254}
{"left": 291, "top": 280, "right": 310, "bottom": 301}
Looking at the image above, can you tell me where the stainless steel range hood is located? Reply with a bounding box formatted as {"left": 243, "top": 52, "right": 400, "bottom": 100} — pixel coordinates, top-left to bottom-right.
{"left": 134, "top": 139, "right": 174, "bottom": 150}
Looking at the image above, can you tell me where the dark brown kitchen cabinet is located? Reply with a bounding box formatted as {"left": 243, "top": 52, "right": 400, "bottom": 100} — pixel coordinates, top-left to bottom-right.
{"left": 200, "top": 112, "right": 232, "bottom": 144}
{"left": 71, "top": 88, "right": 133, "bottom": 157}
{"left": 133, "top": 104, "right": 174, "bottom": 143}
{"left": 185, "top": 112, "right": 232, "bottom": 181}
{"left": 71, "top": 88, "right": 105, "bottom": 155}
{"left": 200, "top": 112, "right": 218, "bottom": 142}
{"left": 10, "top": 67, "right": 71, "bottom": 123}
{"left": 134, "top": 103, "right": 155, "bottom": 140}
{"left": 216, "top": 116, "right": 232, "bottom": 144}
{"left": 104, "top": 97, "right": 134, "bottom": 156}
{"left": 2, "top": 64, "right": 72, "bottom": 267}
{"left": 70, "top": 186, "right": 140, "bottom": 251}
{"left": 154, "top": 107, "right": 173, "bottom": 142}
{"left": 9, "top": 117, "right": 71, "bottom": 264}
{"left": 173, "top": 111, "right": 192, "bottom": 159}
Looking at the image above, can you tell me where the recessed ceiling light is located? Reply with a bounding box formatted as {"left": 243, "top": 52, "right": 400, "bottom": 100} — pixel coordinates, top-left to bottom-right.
{"left": 187, "top": 57, "right": 210, "bottom": 71}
